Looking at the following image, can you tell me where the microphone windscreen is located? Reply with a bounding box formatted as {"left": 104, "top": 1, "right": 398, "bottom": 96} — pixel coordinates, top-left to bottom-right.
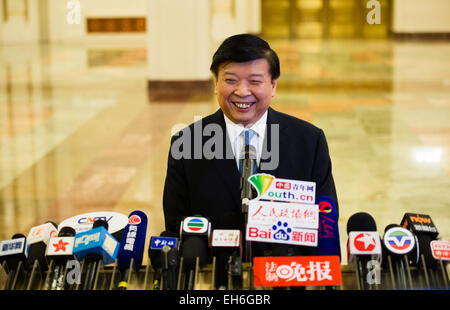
{"left": 117, "top": 211, "right": 148, "bottom": 272}
{"left": 181, "top": 236, "right": 207, "bottom": 270}
{"left": 384, "top": 224, "right": 399, "bottom": 233}
{"left": 160, "top": 230, "right": 179, "bottom": 238}
{"left": 346, "top": 212, "right": 377, "bottom": 234}
{"left": 58, "top": 226, "right": 76, "bottom": 237}
{"left": 12, "top": 233, "right": 27, "bottom": 239}
{"left": 93, "top": 219, "right": 109, "bottom": 230}
{"left": 416, "top": 233, "right": 437, "bottom": 269}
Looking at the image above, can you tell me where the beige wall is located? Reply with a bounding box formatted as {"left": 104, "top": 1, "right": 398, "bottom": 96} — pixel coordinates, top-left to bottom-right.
{"left": 0, "top": 0, "right": 40, "bottom": 43}
{"left": 1, "top": 0, "right": 261, "bottom": 44}
{"left": 393, "top": 0, "right": 450, "bottom": 33}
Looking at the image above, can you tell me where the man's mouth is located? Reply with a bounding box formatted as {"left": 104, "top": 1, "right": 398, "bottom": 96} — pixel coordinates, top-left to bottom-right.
{"left": 232, "top": 101, "right": 255, "bottom": 109}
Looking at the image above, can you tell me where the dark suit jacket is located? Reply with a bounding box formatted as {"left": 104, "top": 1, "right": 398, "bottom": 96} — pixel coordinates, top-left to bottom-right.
{"left": 163, "top": 107, "right": 338, "bottom": 255}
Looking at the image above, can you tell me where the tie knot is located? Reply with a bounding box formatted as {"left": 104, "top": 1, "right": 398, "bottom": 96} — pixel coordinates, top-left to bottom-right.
{"left": 242, "top": 129, "right": 256, "bottom": 146}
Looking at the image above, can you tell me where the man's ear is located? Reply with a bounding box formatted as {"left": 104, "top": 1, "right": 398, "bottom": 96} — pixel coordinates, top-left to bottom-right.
{"left": 271, "top": 79, "right": 278, "bottom": 97}
{"left": 214, "top": 76, "right": 219, "bottom": 95}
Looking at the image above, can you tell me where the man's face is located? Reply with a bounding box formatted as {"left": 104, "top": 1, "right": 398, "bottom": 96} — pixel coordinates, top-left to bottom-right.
{"left": 214, "top": 59, "right": 277, "bottom": 127}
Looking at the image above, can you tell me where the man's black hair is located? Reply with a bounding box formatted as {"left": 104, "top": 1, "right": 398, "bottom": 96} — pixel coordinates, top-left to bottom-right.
{"left": 210, "top": 34, "right": 280, "bottom": 80}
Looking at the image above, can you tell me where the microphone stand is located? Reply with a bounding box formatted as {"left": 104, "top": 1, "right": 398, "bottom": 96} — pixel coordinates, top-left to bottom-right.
{"left": 240, "top": 145, "right": 257, "bottom": 289}
{"left": 241, "top": 197, "right": 252, "bottom": 263}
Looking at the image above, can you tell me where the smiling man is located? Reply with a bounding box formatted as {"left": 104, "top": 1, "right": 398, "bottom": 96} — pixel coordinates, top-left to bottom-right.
{"left": 162, "top": 34, "right": 338, "bottom": 259}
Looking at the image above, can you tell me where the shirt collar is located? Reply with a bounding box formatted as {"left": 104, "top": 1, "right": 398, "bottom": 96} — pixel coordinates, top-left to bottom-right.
{"left": 223, "top": 110, "right": 268, "bottom": 142}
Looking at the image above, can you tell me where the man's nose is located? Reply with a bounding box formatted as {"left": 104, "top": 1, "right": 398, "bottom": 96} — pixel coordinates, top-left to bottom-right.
{"left": 233, "top": 81, "right": 251, "bottom": 97}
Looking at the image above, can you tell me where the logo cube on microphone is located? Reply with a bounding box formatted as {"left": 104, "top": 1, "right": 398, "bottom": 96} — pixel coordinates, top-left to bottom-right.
{"left": 383, "top": 227, "right": 415, "bottom": 255}
{"left": 73, "top": 227, "right": 119, "bottom": 265}
{"left": 46, "top": 237, "right": 75, "bottom": 256}
{"left": 182, "top": 217, "right": 210, "bottom": 235}
{"left": 347, "top": 231, "right": 382, "bottom": 263}
{"left": 0, "top": 238, "right": 28, "bottom": 257}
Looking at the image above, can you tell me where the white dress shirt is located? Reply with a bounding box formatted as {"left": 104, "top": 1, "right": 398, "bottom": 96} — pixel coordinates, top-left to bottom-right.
{"left": 223, "top": 111, "right": 268, "bottom": 170}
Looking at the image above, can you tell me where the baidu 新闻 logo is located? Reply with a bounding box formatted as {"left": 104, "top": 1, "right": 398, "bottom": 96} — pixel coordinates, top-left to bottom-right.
{"left": 272, "top": 221, "right": 292, "bottom": 241}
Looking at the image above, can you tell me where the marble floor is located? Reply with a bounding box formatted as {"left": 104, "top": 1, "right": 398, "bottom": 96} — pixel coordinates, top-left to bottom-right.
{"left": 0, "top": 39, "right": 449, "bottom": 264}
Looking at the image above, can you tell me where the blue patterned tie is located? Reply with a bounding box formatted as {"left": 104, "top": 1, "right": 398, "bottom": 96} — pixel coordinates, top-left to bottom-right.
{"left": 239, "top": 129, "right": 257, "bottom": 176}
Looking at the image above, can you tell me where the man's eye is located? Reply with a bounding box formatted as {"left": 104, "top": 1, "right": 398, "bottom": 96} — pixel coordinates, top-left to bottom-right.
{"left": 225, "top": 79, "right": 237, "bottom": 84}
{"left": 250, "top": 80, "right": 262, "bottom": 85}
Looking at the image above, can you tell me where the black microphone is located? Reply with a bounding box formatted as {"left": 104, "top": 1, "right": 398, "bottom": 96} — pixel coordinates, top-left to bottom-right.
{"left": 181, "top": 236, "right": 208, "bottom": 290}
{"left": 0, "top": 233, "right": 28, "bottom": 289}
{"left": 239, "top": 145, "right": 256, "bottom": 264}
{"left": 240, "top": 144, "right": 257, "bottom": 212}
{"left": 346, "top": 212, "right": 382, "bottom": 290}
{"left": 161, "top": 244, "right": 180, "bottom": 290}
{"left": 44, "top": 226, "right": 76, "bottom": 290}
{"left": 211, "top": 229, "right": 242, "bottom": 289}
{"left": 382, "top": 224, "right": 416, "bottom": 289}
{"left": 213, "top": 212, "right": 245, "bottom": 289}
{"left": 180, "top": 216, "right": 210, "bottom": 289}
{"left": 25, "top": 221, "right": 58, "bottom": 272}
{"left": 401, "top": 213, "right": 440, "bottom": 288}
{"left": 148, "top": 231, "right": 179, "bottom": 290}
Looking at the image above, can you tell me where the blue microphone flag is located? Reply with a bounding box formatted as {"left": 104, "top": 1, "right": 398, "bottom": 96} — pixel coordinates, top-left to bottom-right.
{"left": 117, "top": 210, "right": 148, "bottom": 272}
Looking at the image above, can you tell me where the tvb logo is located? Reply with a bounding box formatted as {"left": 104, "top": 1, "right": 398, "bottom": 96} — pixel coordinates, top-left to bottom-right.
{"left": 366, "top": 260, "right": 381, "bottom": 285}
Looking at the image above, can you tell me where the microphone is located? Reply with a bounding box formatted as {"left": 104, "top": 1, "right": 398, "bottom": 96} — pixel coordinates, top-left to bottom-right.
{"left": 239, "top": 146, "right": 256, "bottom": 263}
{"left": 401, "top": 213, "right": 440, "bottom": 288}
{"left": 211, "top": 229, "right": 242, "bottom": 289}
{"left": 161, "top": 244, "right": 180, "bottom": 290}
{"left": 148, "top": 231, "right": 179, "bottom": 290}
{"left": 213, "top": 211, "right": 245, "bottom": 289}
{"left": 73, "top": 219, "right": 119, "bottom": 290}
{"left": 382, "top": 224, "right": 415, "bottom": 289}
{"left": 346, "top": 212, "right": 382, "bottom": 290}
{"left": 116, "top": 211, "right": 148, "bottom": 290}
{"left": 44, "top": 226, "right": 76, "bottom": 290}
{"left": 25, "top": 221, "right": 58, "bottom": 271}
{"left": 181, "top": 236, "right": 208, "bottom": 290}
{"left": 316, "top": 195, "right": 341, "bottom": 260}
{"left": 240, "top": 144, "right": 257, "bottom": 212}
{"left": 180, "top": 216, "right": 210, "bottom": 289}
{"left": 0, "top": 234, "right": 28, "bottom": 289}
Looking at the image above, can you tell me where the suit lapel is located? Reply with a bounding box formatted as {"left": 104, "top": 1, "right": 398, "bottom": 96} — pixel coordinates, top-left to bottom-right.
{"left": 260, "top": 107, "right": 288, "bottom": 176}
{"left": 209, "top": 110, "right": 242, "bottom": 206}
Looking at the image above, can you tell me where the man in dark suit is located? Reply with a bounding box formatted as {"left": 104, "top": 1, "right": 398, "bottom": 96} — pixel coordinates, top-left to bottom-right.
{"left": 162, "top": 34, "right": 338, "bottom": 257}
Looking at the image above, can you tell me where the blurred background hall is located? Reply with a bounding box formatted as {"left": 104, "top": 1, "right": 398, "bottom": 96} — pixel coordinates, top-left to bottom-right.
{"left": 0, "top": 0, "right": 449, "bottom": 265}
